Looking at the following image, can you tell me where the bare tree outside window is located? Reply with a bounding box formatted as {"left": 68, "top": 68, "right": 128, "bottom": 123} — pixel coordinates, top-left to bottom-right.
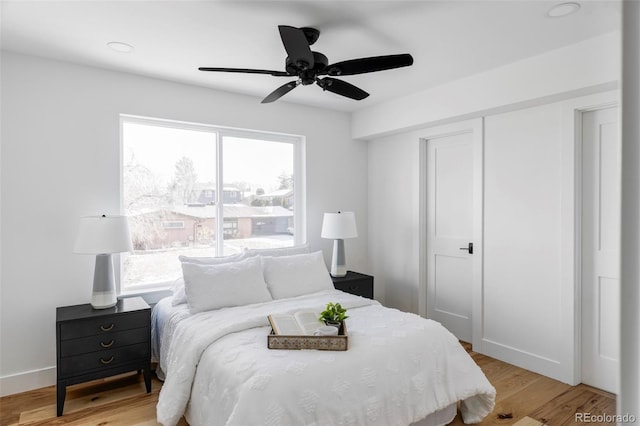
{"left": 169, "top": 156, "right": 198, "bottom": 205}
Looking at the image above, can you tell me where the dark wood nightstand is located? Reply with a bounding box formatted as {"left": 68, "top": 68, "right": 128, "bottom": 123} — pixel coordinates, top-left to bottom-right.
{"left": 331, "top": 271, "right": 374, "bottom": 299}
{"left": 55, "top": 297, "right": 151, "bottom": 416}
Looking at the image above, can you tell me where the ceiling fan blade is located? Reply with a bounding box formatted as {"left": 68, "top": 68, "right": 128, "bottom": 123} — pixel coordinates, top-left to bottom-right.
{"left": 199, "top": 67, "right": 290, "bottom": 77}
{"left": 325, "top": 53, "right": 413, "bottom": 76}
{"left": 317, "top": 77, "right": 369, "bottom": 101}
{"left": 262, "top": 80, "right": 300, "bottom": 103}
{"left": 278, "top": 25, "right": 314, "bottom": 69}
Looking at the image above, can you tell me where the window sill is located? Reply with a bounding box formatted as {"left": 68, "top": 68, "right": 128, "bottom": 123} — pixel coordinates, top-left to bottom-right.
{"left": 119, "top": 287, "right": 172, "bottom": 305}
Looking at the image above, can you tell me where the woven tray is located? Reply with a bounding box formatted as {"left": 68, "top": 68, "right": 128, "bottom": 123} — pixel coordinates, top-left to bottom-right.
{"left": 267, "top": 323, "right": 348, "bottom": 351}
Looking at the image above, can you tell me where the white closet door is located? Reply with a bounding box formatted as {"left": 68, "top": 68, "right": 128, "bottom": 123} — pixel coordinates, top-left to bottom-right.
{"left": 426, "top": 132, "right": 474, "bottom": 342}
{"left": 581, "top": 106, "right": 620, "bottom": 394}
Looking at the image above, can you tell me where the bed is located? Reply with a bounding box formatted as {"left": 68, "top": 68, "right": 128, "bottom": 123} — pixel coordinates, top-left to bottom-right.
{"left": 152, "top": 248, "right": 495, "bottom": 426}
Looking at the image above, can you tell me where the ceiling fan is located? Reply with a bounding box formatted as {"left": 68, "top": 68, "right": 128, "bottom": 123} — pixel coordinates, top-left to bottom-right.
{"left": 199, "top": 25, "right": 414, "bottom": 104}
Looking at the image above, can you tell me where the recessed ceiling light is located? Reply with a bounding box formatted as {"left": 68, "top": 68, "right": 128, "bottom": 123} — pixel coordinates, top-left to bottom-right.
{"left": 547, "top": 2, "right": 581, "bottom": 18}
{"left": 107, "top": 42, "right": 134, "bottom": 53}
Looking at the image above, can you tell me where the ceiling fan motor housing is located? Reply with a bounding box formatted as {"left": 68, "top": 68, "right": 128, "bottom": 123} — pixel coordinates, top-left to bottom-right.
{"left": 286, "top": 51, "right": 328, "bottom": 85}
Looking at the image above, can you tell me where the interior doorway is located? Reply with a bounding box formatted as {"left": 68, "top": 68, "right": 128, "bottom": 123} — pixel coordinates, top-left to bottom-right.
{"left": 580, "top": 105, "right": 620, "bottom": 394}
{"left": 420, "top": 119, "right": 483, "bottom": 346}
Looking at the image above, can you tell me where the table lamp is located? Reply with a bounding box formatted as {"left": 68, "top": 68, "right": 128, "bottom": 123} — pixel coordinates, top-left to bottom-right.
{"left": 321, "top": 211, "right": 358, "bottom": 277}
{"left": 73, "top": 215, "right": 133, "bottom": 309}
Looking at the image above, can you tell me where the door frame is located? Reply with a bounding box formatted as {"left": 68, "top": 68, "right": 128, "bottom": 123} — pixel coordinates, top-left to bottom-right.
{"left": 570, "top": 95, "right": 620, "bottom": 386}
{"left": 418, "top": 118, "right": 484, "bottom": 350}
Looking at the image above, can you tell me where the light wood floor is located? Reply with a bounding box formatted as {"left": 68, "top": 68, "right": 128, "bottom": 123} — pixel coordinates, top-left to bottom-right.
{"left": 1, "top": 344, "right": 616, "bottom": 426}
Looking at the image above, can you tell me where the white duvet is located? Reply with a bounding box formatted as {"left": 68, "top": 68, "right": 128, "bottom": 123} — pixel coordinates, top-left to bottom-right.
{"left": 156, "top": 290, "right": 495, "bottom": 426}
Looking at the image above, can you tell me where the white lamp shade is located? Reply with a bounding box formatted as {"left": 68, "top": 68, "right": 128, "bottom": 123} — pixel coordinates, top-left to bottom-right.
{"left": 73, "top": 215, "right": 133, "bottom": 254}
{"left": 321, "top": 212, "right": 358, "bottom": 239}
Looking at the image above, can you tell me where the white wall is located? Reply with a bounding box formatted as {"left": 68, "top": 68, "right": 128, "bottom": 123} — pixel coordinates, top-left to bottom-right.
{"left": 354, "top": 31, "right": 619, "bottom": 141}
{"left": 482, "top": 102, "right": 568, "bottom": 380}
{"left": 367, "top": 132, "right": 420, "bottom": 311}
{"left": 0, "top": 52, "right": 369, "bottom": 395}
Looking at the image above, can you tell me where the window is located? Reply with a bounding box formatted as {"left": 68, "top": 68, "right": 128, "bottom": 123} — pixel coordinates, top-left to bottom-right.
{"left": 223, "top": 218, "right": 238, "bottom": 237}
{"left": 120, "top": 115, "right": 305, "bottom": 293}
{"left": 162, "top": 221, "right": 185, "bottom": 229}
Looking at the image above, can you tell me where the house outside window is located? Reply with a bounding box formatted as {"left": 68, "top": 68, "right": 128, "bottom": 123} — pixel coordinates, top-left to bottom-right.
{"left": 120, "top": 115, "right": 305, "bottom": 293}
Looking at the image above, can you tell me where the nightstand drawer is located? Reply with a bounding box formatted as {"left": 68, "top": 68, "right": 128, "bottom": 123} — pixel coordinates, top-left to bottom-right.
{"left": 58, "top": 342, "right": 149, "bottom": 377}
{"left": 60, "top": 311, "right": 148, "bottom": 340}
{"left": 333, "top": 281, "right": 373, "bottom": 299}
{"left": 60, "top": 327, "right": 149, "bottom": 357}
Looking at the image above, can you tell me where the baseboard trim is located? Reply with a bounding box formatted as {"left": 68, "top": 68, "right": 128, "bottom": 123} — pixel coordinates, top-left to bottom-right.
{"left": 480, "top": 339, "right": 571, "bottom": 384}
{"left": 0, "top": 366, "right": 56, "bottom": 397}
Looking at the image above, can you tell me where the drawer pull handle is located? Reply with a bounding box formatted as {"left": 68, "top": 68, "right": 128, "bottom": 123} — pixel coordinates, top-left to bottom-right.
{"left": 100, "top": 323, "right": 115, "bottom": 332}
{"left": 349, "top": 286, "right": 359, "bottom": 291}
{"left": 100, "top": 340, "right": 114, "bottom": 348}
{"left": 100, "top": 356, "right": 114, "bottom": 365}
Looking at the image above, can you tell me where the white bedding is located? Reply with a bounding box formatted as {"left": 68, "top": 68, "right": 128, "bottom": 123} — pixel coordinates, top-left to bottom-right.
{"left": 154, "top": 290, "right": 495, "bottom": 426}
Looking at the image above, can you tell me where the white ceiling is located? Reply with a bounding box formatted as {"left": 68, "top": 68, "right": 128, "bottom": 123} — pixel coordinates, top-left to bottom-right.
{"left": 0, "top": 1, "right": 621, "bottom": 112}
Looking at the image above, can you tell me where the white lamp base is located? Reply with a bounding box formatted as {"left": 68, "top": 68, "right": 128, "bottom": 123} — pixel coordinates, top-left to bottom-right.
{"left": 330, "top": 239, "right": 347, "bottom": 277}
{"left": 91, "top": 254, "right": 117, "bottom": 309}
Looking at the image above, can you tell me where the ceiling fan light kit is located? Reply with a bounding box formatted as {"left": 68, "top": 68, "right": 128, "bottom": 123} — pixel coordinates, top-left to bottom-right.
{"left": 199, "top": 25, "right": 413, "bottom": 104}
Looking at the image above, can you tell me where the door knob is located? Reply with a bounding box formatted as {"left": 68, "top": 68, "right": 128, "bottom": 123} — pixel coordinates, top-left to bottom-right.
{"left": 459, "top": 242, "right": 473, "bottom": 254}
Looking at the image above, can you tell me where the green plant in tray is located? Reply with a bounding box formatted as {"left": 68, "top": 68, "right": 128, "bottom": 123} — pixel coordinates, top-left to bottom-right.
{"left": 319, "top": 302, "right": 349, "bottom": 325}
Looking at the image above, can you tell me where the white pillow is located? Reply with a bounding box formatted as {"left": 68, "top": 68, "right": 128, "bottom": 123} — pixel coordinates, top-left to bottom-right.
{"left": 244, "top": 244, "right": 309, "bottom": 258}
{"left": 262, "top": 251, "right": 334, "bottom": 299}
{"left": 172, "top": 252, "right": 248, "bottom": 305}
{"left": 182, "top": 256, "right": 272, "bottom": 313}
{"left": 171, "top": 278, "right": 187, "bottom": 306}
